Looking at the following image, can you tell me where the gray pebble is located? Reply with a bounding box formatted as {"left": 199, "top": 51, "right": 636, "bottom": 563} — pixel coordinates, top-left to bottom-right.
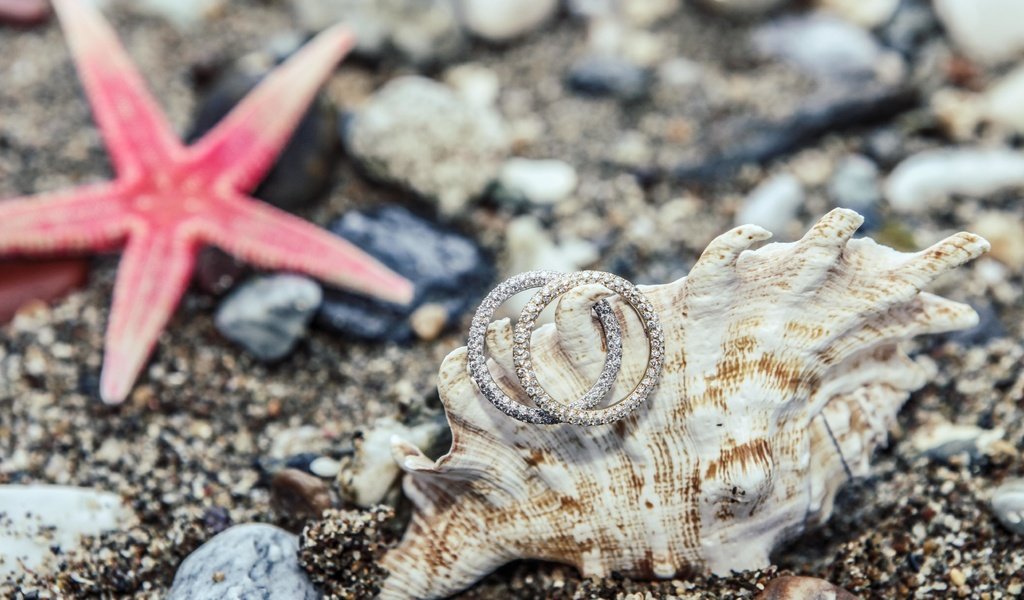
{"left": 167, "top": 524, "right": 317, "bottom": 600}
{"left": 829, "top": 154, "right": 880, "bottom": 212}
{"left": 215, "top": 275, "right": 322, "bottom": 362}
{"left": 992, "top": 479, "right": 1024, "bottom": 536}
{"left": 567, "top": 55, "right": 650, "bottom": 102}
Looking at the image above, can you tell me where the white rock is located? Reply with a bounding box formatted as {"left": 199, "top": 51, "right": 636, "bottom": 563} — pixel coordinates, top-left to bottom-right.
{"left": 984, "top": 65, "right": 1024, "bottom": 135}
{"left": 0, "top": 485, "right": 133, "bottom": 577}
{"left": 934, "top": 0, "right": 1024, "bottom": 65}
{"left": 970, "top": 212, "right": 1024, "bottom": 270}
{"left": 829, "top": 154, "right": 880, "bottom": 211}
{"left": 457, "top": 0, "right": 558, "bottom": 42}
{"left": 885, "top": 148, "right": 1024, "bottom": 213}
{"left": 443, "top": 63, "right": 501, "bottom": 108}
{"left": 498, "top": 158, "right": 579, "bottom": 205}
{"left": 136, "top": 0, "right": 224, "bottom": 28}
{"left": 621, "top": 0, "right": 681, "bottom": 27}
{"left": 818, "top": 0, "right": 898, "bottom": 28}
{"left": 992, "top": 479, "right": 1024, "bottom": 536}
{"left": 911, "top": 421, "right": 1005, "bottom": 460}
{"left": 340, "top": 417, "right": 447, "bottom": 507}
{"left": 735, "top": 173, "right": 805, "bottom": 235}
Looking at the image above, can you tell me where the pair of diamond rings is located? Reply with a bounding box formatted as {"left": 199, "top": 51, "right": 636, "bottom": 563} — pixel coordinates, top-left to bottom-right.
{"left": 466, "top": 270, "right": 664, "bottom": 426}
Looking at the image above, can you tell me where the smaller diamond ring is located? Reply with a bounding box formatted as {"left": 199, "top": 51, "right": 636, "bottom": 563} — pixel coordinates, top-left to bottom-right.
{"left": 466, "top": 271, "right": 623, "bottom": 424}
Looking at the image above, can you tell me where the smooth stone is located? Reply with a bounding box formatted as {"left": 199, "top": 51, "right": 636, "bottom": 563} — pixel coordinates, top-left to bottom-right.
{"left": 0, "top": 0, "right": 50, "bottom": 25}
{"left": 756, "top": 576, "right": 857, "bottom": 600}
{"left": 187, "top": 69, "right": 336, "bottom": 212}
{"left": 818, "top": 0, "right": 898, "bottom": 28}
{"left": 0, "top": 258, "right": 89, "bottom": 324}
{"left": 911, "top": 421, "right": 1005, "bottom": 461}
{"left": 215, "top": 275, "right": 322, "bottom": 362}
{"left": 567, "top": 55, "right": 650, "bottom": 101}
{"left": 496, "top": 158, "right": 579, "bottom": 205}
{"left": 970, "top": 212, "right": 1024, "bottom": 271}
{"left": 0, "top": 485, "right": 132, "bottom": 578}
{"left": 271, "top": 469, "right": 333, "bottom": 519}
{"left": 408, "top": 302, "right": 449, "bottom": 341}
{"left": 984, "top": 65, "right": 1024, "bottom": 135}
{"left": 291, "top": 0, "right": 463, "bottom": 66}
{"left": 885, "top": 148, "right": 1024, "bottom": 213}
{"left": 879, "top": 0, "right": 939, "bottom": 56}
{"left": 317, "top": 206, "right": 493, "bottom": 342}
{"left": 195, "top": 247, "right": 247, "bottom": 296}
{"left": 992, "top": 479, "right": 1024, "bottom": 536}
{"left": 945, "top": 300, "right": 1007, "bottom": 346}
{"left": 934, "top": 0, "right": 1024, "bottom": 65}
{"left": 308, "top": 456, "right": 341, "bottom": 479}
{"left": 343, "top": 76, "right": 509, "bottom": 215}
{"left": 135, "top": 0, "right": 224, "bottom": 28}
{"left": 167, "top": 524, "right": 317, "bottom": 600}
{"left": 829, "top": 154, "right": 880, "bottom": 212}
{"left": 693, "top": 0, "right": 788, "bottom": 18}
{"left": 735, "top": 173, "right": 805, "bottom": 235}
{"left": 443, "top": 63, "right": 500, "bottom": 108}
{"left": 457, "top": 0, "right": 558, "bottom": 42}
{"left": 752, "top": 13, "right": 896, "bottom": 81}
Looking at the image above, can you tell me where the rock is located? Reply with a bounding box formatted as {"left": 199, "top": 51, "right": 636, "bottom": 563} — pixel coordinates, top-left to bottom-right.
{"left": 992, "top": 479, "right": 1024, "bottom": 536}
{"left": 317, "top": 206, "right": 493, "bottom": 342}
{"left": 970, "top": 212, "right": 1024, "bottom": 270}
{"left": 409, "top": 302, "right": 449, "bottom": 341}
{"left": 135, "top": 0, "right": 224, "bottom": 28}
{"left": 344, "top": 76, "right": 509, "bottom": 215}
{"left": 187, "top": 69, "right": 336, "bottom": 212}
{"left": 983, "top": 65, "right": 1024, "bottom": 135}
{"left": 308, "top": 456, "right": 341, "bottom": 478}
{"left": 885, "top": 148, "right": 1024, "bottom": 213}
{"left": 621, "top": 0, "right": 681, "bottom": 27}
{"left": 934, "top": 0, "right": 1024, "bottom": 65}
{"left": 442, "top": 63, "right": 500, "bottom": 108}
{"left": 291, "top": 0, "right": 463, "bottom": 66}
{"left": 0, "top": 0, "right": 50, "bottom": 25}
{"left": 0, "top": 485, "right": 133, "bottom": 578}
{"left": 756, "top": 576, "right": 857, "bottom": 600}
{"left": 214, "top": 275, "right": 322, "bottom": 362}
{"left": 504, "top": 215, "right": 599, "bottom": 316}
{"left": 879, "top": 0, "right": 939, "bottom": 56}
{"left": 0, "top": 258, "right": 89, "bottom": 324}
{"left": 818, "top": 0, "right": 898, "bottom": 28}
{"left": 752, "top": 13, "right": 899, "bottom": 81}
{"left": 457, "top": 0, "right": 558, "bottom": 42}
{"left": 829, "top": 154, "right": 880, "bottom": 212}
{"left": 271, "top": 468, "right": 333, "bottom": 519}
{"left": 496, "top": 158, "right": 579, "bottom": 206}
{"left": 693, "top": 0, "right": 788, "bottom": 18}
{"left": 298, "top": 507, "right": 392, "bottom": 598}
{"left": 339, "top": 416, "right": 449, "bottom": 507}
{"left": 168, "top": 524, "right": 317, "bottom": 600}
{"left": 195, "top": 247, "right": 247, "bottom": 296}
{"left": 567, "top": 55, "right": 650, "bottom": 101}
{"left": 911, "top": 420, "right": 1005, "bottom": 461}
{"left": 946, "top": 300, "right": 1006, "bottom": 346}
{"left": 735, "top": 173, "right": 805, "bottom": 236}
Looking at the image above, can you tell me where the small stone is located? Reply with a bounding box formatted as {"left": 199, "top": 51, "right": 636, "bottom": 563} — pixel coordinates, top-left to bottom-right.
{"left": 0, "top": 485, "right": 133, "bottom": 578}
{"left": 504, "top": 216, "right": 599, "bottom": 316}
{"left": 195, "top": 247, "right": 247, "bottom": 296}
{"left": 829, "top": 154, "right": 880, "bottom": 212}
{"left": 735, "top": 173, "right": 805, "bottom": 236}
{"left": 168, "top": 524, "right": 317, "bottom": 600}
{"left": 443, "top": 63, "right": 500, "bottom": 108}
{"left": 818, "top": 0, "right": 898, "bottom": 28}
{"left": 409, "top": 303, "right": 449, "bottom": 341}
{"left": 344, "top": 76, "right": 509, "bottom": 215}
{"left": 496, "top": 158, "right": 579, "bottom": 205}
{"left": 567, "top": 55, "right": 650, "bottom": 101}
{"left": 934, "top": 0, "right": 1024, "bottom": 65}
{"left": 879, "top": 0, "right": 939, "bottom": 56}
{"left": 457, "top": 0, "right": 558, "bottom": 42}
{"left": 970, "top": 212, "right": 1024, "bottom": 270}
{"left": 949, "top": 567, "right": 967, "bottom": 587}
{"left": 983, "top": 65, "right": 1024, "bottom": 135}
{"left": 911, "top": 420, "right": 1005, "bottom": 461}
{"left": 885, "top": 148, "right": 1024, "bottom": 213}
{"left": 309, "top": 456, "right": 342, "bottom": 479}
{"left": 271, "top": 468, "right": 333, "bottom": 519}
{"left": 0, "top": 0, "right": 50, "bottom": 25}
{"left": 0, "top": 258, "right": 89, "bottom": 324}
{"left": 318, "top": 206, "right": 493, "bottom": 342}
{"left": 756, "top": 576, "right": 857, "bottom": 600}
{"left": 694, "top": 0, "right": 787, "bottom": 17}
{"left": 992, "top": 479, "right": 1024, "bottom": 536}
{"left": 135, "top": 0, "right": 225, "bottom": 28}
{"left": 214, "top": 274, "right": 322, "bottom": 362}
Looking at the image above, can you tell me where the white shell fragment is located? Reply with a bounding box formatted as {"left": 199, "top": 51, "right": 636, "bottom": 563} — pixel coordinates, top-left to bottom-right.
{"left": 377, "top": 209, "right": 989, "bottom": 599}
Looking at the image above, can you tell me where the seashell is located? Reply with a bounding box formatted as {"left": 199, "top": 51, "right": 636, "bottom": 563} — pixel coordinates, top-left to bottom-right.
{"left": 376, "top": 209, "right": 988, "bottom": 599}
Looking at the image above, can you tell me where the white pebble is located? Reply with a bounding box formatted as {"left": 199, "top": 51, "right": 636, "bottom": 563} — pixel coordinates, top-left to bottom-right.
{"left": 499, "top": 158, "right": 579, "bottom": 205}
{"left": 457, "top": 0, "right": 558, "bottom": 42}
{"left": 934, "top": 0, "right": 1024, "bottom": 64}
{"left": 885, "top": 148, "right": 1024, "bottom": 213}
{"left": 735, "top": 173, "right": 805, "bottom": 236}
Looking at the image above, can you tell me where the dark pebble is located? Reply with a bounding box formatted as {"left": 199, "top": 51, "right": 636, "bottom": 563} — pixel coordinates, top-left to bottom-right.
{"left": 271, "top": 468, "right": 333, "bottom": 519}
{"left": 194, "top": 247, "right": 247, "bottom": 296}
{"left": 567, "top": 55, "right": 650, "bottom": 102}
{"left": 317, "top": 206, "right": 494, "bottom": 342}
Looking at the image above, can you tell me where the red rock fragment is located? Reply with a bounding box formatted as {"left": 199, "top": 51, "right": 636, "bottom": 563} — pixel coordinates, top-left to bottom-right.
{"left": 0, "top": 258, "right": 88, "bottom": 323}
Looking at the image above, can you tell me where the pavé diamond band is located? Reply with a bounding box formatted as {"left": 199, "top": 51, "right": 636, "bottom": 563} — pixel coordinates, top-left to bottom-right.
{"left": 467, "top": 270, "right": 662, "bottom": 425}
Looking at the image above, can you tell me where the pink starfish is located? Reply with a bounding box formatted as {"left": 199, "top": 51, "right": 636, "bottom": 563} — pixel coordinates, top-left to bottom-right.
{"left": 0, "top": 0, "right": 413, "bottom": 404}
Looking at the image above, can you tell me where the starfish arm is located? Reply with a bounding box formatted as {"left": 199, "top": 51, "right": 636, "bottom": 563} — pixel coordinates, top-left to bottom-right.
{"left": 51, "top": 0, "right": 184, "bottom": 180}
{"left": 204, "top": 195, "right": 414, "bottom": 304}
{"left": 100, "top": 227, "right": 198, "bottom": 404}
{"left": 0, "top": 184, "right": 130, "bottom": 254}
{"left": 186, "top": 24, "right": 356, "bottom": 194}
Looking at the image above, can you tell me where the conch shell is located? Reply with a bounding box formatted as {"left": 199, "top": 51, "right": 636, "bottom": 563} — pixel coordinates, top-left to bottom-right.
{"left": 378, "top": 209, "right": 988, "bottom": 599}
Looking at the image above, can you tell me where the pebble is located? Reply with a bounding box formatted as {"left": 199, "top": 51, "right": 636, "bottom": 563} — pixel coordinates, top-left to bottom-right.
{"left": 735, "top": 173, "right": 805, "bottom": 236}
{"left": 318, "top": 206, "right": 493, "bottom": 342}
{"left": 0, "top": 0, "right": 49, "bottom": 25}
{"left": 167, "top": 524, "right": 317, "bottom": 600}
{"left": 0, "top": 258, "right": 89, "bottom": 324}
{"left": 911, "top": 420, "right": 1005, "bottom": 461}
{"left": 187, "top": 68, "right": 336, "bottom": 211}
{"left": 339, "top": 416, "right": 449, "bottom": 507}
{"left": 818, "top": 0, "right": 898, "bottom": 28}
{"left": 409, "top": 302, "right": 449, "bottom": 341}
{"left": 991, "top": 479, "right": 1024, "bottom": 536}
{"left": 308, "top": 456, "right": 341, "bottom": 479}
{"left": 195, "top": 247, "right": 247, "bottom": 296}
{"left": 443, "top": 63, "right": 501, "bottom": 108}
{"left": 983, "top": 65, "right": 1024, "bottom": 135}
{"left": 879, "top": 0, "right": 938, "bottom": 56}
{"left": 343, "top": 76, "right": 509, "bottom": 215}
{"left": 693, "top": 0, "right": 788, "bottom": 18}
{"left": 0, "top": 485, "right": 132, "bottom": 578}
{"left": 291, "top": 0, "right": 463, "bottom": 66}
{"left": 756, "top": 576, "right": 857, "bottom": 600}
{"left": 504, "top": 215, "right": 599, "bottom": 316}
{"left": 752, "top": 13, "right": 896, "bottom": 81}
{"left": 828, "top": 154, "right": 880, "bottom": 213}
{"left": 567, "top": 55, "right": 650, "bottom": 101}
{"left": 214, "top": 275, "right": 323, "bottom": 362}
{"left": 457, "top": 0, "right": 558, "bottom": 42}
{"left": 496, "top": 158, "right": 579, "bottom": 206}
{"left": 885, "top": 148, "right": 1024, "bottom": 213}
{"left": 934, "top": 0, "right": 1024, "bottom": 65}
{"left": 970, "top": 213, "right": 1024, "bottom": 271}
{"left": 135, "top": 0, "right": 224, "bottom": 28}
{"left": 271, "top": 468, "right": 333, "bottom": 519}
